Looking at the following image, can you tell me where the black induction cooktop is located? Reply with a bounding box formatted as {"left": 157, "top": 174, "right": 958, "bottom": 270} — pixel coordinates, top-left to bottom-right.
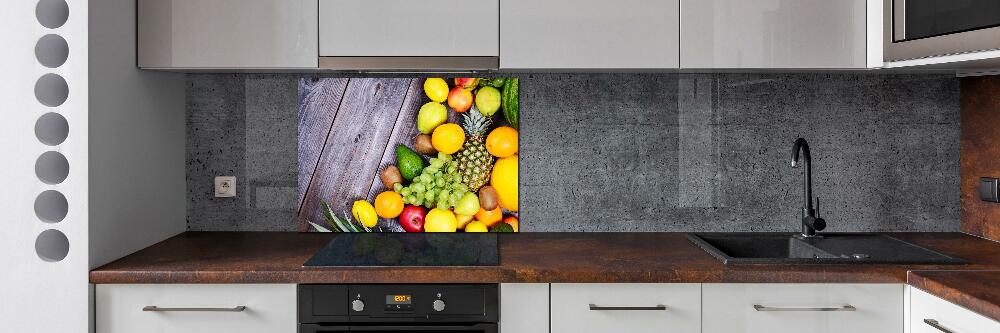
{"left": 303, "top": 233, "right": 499, "bottom": 267}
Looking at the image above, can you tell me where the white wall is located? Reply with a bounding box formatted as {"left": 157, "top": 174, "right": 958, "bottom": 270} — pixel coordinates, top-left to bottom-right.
{"left": 0, "top": 0, "right": 90, "bottom": 331}
{"left": 88, "top": 0, "right": 186, "bottom": 270}
{"left": 0, "top": 0, "right": 185, "bottom": 331}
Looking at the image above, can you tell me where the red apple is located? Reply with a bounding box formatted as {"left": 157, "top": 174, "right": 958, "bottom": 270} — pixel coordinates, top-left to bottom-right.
{"left": 447, "top": 86, "right": 473, "bottom": 113}
{"left": 454, "top": 78, "right": 479, "bottom": 89}
{"left": 398, "top": 205, "right": 426, "bottom": 232}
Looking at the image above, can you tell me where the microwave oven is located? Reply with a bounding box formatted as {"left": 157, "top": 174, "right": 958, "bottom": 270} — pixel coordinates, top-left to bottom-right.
{"left": 884, "top": 0, "right": 1000, "bottom": 62}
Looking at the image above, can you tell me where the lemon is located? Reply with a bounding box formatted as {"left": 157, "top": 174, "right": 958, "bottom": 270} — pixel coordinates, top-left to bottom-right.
{"left": 424, "top": 208, "right": 457, "bottom": 232}
{"left": 432, "top": 123, "right": 465, "bottom": 154}
{"left": 351, "top": 200, "right": 378, "bottom": 228}
{"left": 465, "top": 221, "right": 488, "bottom": 232}
{"left": 424, "top": 78, "right": 449, "bottom": 103}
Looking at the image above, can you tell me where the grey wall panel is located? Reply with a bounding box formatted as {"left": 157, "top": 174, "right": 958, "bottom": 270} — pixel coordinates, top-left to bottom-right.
{"left": 185, "top": 73, "right": 960, "bottom": 232}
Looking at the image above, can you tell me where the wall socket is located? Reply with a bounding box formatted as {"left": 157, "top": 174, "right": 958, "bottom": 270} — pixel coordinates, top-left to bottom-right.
{"left": 215, "top": 176, "right": 236, "bottom": 198}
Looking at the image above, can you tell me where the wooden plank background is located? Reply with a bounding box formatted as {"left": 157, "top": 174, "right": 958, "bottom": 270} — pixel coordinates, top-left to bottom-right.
{"left": 298, "top": 77, "right": 447, "bottom": 231}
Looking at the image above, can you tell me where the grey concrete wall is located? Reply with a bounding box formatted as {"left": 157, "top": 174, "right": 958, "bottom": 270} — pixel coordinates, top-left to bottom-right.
{"left": 186, "top": 73, "right": 960, "bottom": 232}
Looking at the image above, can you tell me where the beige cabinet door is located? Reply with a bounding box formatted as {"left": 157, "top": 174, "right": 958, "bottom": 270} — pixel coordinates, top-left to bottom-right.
{"left": 681, "top": 0, "right": 869, "bottom": 68}
{"left": 501, "top": 0, "right": 680, "bottom": 69}
{"left": 138, "top": 0, "right": 318, "bottom": 69}
{"left": 319, "top": 0, "right": 499, "bottom": 57}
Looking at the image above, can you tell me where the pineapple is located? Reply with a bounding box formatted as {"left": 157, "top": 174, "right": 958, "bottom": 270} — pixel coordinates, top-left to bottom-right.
{"left": 456, "top": 108, "right": 494, "bottom": 191}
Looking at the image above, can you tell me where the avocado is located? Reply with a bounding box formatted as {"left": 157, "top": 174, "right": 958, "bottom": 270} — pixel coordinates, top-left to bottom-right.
{"left": 490, "top": 222, "right": 515, "bottom": 233}
{"left": 396, "top": 145, "right": 425, "bottom": 181}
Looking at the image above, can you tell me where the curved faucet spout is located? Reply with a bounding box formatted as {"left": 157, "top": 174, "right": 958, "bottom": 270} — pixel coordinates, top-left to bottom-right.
{"left": 791, "top": 138, "right": 824, "bottom": 237}
{"left": 791, "top": 138, "right": 813, "bottom": 207}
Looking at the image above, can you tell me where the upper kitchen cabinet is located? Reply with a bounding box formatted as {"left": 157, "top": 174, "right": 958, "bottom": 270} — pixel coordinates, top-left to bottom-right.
{"left": 681, "top": 0, "right": 876, "bottom": 69}
{"left": 318, "top": 0, "right": 500, "bottom": 70}
{"left": 137, "top": 0, "right": 318, "bottom": 69}
{"left": 500, "top": 0, "right": 680, "bottom": 69}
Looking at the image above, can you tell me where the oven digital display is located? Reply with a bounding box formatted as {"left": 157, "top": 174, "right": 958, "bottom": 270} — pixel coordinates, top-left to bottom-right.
{"left": 386, "top": 295, "right": 412, "bottom": 305}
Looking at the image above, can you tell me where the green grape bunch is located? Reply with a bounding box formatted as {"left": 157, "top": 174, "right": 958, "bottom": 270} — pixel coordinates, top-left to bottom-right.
{"left": 393, "top": 153, "right": 469, "bottom": 210}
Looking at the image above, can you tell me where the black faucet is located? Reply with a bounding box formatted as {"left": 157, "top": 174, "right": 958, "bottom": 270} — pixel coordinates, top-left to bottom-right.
{"left": 791, "top": 138, "right": 826, "bottom": 237}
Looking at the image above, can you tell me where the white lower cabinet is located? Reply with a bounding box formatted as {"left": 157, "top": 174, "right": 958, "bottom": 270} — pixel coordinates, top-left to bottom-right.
{"left": 551, "top": 283, "right": 701, "bottom": 333}
{"left": 702, "top": 283, "right": 904, "bottom": 333}
{"left": 96, "top": 284, "right": 297, "bottom": 333}
{"left": 909, "top": 287, "right": 1000, "bottom": 333}
{"left": 500, "top": 283, "right": 549, "bottom": 333}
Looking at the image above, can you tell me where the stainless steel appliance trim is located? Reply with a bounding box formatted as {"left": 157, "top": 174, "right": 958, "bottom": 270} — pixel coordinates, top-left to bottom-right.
{"left": 318, "top": 56, "right": 498, "bottom": 71}
{"left": 923, "top": 319, "right": 956, "bottom": 333}
{"left": 588, "top": 304, "right": 667, "bottom": 311}
{"left": 142, "top": 305, "right": 247, "bottom": 312}
{"left": 884, "top": 0, "right": 1000, "bottom": 61}
{"left": 753, "top": 304, "right": 856, "bottom": 312}
{"left": 892, "top": 0, "right": 905, "bottom": 41}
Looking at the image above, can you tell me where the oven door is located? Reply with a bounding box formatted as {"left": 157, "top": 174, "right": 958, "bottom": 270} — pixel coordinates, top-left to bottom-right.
{"left": 885, "top": 0, "right": 1000, "bottom": 61}
{"left": 300, "top": 323, "right": 498, "bottom": 333}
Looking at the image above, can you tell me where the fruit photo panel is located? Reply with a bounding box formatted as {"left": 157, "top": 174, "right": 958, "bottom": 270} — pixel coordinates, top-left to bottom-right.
{"left": 297, "top": 77, "right": 519, "bottom": 233}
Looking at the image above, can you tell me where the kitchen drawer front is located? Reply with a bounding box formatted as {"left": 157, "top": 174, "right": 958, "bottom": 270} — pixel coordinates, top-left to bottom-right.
{"left": 703, "top": 283, "right": 903, "bottom": 333}
{"left": 318, "top": 0, "right": 499, "bottom": 57}
{"left": 910, "top": 287, "right": 1000, "bottom": 333}
{"left": 96, "top": 284, "right": 297, "bottom": 333}
{"left": 551, "top": 283, "right": 701, "bottom": 333}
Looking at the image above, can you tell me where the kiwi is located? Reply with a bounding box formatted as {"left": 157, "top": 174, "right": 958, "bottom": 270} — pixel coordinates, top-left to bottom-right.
{"left": 479, "top": 185, "right": 499, "bottom": 211}
{"left": 413, "top": 134, "right": 436, "bottom": 155}
{"left": 380, "top": 166, "right": 402, "bottom": 188}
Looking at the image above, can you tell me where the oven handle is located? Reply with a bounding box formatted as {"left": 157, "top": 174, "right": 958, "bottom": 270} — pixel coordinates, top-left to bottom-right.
{"left": 299, "top": 323, "right": 497, "bottom": 333}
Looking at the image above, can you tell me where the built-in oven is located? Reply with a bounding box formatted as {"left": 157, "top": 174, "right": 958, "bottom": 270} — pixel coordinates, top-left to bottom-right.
{"left": 299, "top": 284, "right": 498, "bottom": 333}
{"left": 884, "top": 0, "right": 1000, "bottom": 61}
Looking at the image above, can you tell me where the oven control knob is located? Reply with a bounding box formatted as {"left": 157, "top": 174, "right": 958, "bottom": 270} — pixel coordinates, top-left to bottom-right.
{"left": 351, "top": 299, "right": 365, "bottom": 312}
{"left": 432, "top": 299, "right": 446, "bottom": 312}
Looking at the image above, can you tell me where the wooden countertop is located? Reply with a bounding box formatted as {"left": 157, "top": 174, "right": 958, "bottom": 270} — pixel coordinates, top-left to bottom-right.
{"left": 908, "top": 270, "right": 1000, "bottom": 323}
{"left": 91, "top": 232, "right": 1000, "bottom": 284}
{"left": 90, "top": 232, "right": 1000, "bottom": 321}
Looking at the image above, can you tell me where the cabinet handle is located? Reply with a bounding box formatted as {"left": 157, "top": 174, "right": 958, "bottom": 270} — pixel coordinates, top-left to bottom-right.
{"left": 588, "top": 304, "right": 667, "bottom": 311}
{"left": 753, "top": 304, "right": 856, "bottom": 312}
{"left": 142, "top": 306, "right": 247, "bottom": 312}
{"left": 923, "top": 319, "right": 955, "bottom": 333}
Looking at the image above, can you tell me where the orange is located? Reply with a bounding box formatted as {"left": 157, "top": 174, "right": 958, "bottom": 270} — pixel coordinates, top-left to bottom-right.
{"left": 474, "top": 207, "right": 503, "bottom": 227}
{"left": 491, "top": 155, "right": 518, "bottom": 212}
{"left": 503, "top": 216, "right": 519, "bottom": 232}
{"left": 485, "top": 126, "right": 518, "bottom": 157}
{"left": 374, "top": 191, "right": 404, "bottom": 218}
{"left": 455, "top": 214, "right": 474, "bottom": 229}
{"left": 432, "top": 123, "right": 465, "bottom": 154}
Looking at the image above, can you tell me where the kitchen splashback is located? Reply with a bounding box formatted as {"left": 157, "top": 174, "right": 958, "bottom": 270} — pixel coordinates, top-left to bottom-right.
{"left": 186, "top": 73, "right": 960, "bottom": 232}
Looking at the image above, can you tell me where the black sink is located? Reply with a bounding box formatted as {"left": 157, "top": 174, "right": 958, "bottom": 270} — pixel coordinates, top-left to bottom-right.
{"left": 687, "top": 233, "right": 966, "bottom": 265}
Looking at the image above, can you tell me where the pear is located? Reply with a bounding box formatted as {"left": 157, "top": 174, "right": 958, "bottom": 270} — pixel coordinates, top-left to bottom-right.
{"left": 453, "top": 192, "right": 481, "bottom": 216}
{"left": 417, "top": 102, "right": 447, "bottom": 134}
